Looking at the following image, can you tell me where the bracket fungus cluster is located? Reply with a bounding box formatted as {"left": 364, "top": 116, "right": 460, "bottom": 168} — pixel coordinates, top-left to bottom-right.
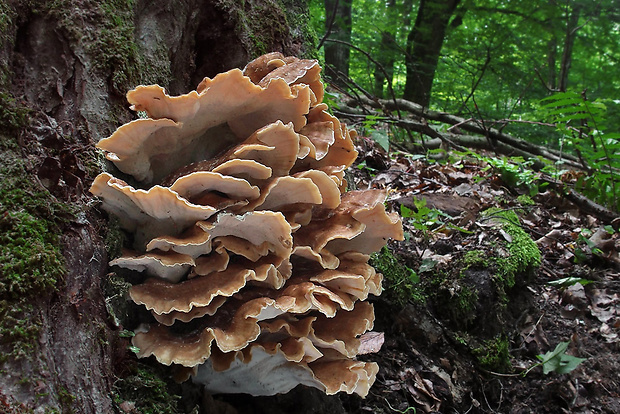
{"left": 91, "top": 53, "right": 403, "bottom": 397}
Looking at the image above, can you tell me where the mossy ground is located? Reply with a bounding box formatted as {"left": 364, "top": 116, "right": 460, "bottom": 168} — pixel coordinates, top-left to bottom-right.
{"left": 370, "top": 246, "right": 424, "bottom": 307}
{"left": 482, "top": 208, "right": 541, "bottom": 289}
{"left": 389, "top": 202, "right": 541, "bottom": 372}
{"left": 473, "top": 335, "right": 512, "bottom": 373}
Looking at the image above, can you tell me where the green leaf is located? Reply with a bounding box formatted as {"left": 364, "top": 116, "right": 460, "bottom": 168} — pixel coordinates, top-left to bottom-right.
{"left": 400, "top": 204, "right": 415, "bottom": 218}
{"left": 407, "top": 267, "right": 420, "bottom": 284}
{"left": 555, "top": 113, "right": 593, "bottom": 122}
{"left": 547, "top": 277, "right": 593, "bottom": 288}
{"left": 541, "top": 98, "right": 583, "bottom": 109}
{"left": 370, "top": 130, "right": 390, "bottom": 152}
{"left": 128, "top": 345, "right": 141, "bottom": 354}
{"left": 540, "top": 91, "right": 581, "bottom": 102}
{"left": 418, "top": 258, "right": 437, "bottom": 273}
{"left": 537, "top": 342, "right": 585, "bottom": 375}
{"left": 554, "top": 354, "right": 587, "bottom": 374}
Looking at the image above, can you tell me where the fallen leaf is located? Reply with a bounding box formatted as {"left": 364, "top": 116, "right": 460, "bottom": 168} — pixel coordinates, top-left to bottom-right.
{"left": 358, "top": 331, "right": 385, "bottom": 355}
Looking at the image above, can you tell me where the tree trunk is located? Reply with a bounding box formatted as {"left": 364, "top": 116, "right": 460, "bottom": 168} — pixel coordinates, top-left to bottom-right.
{"left": 403, "top": 0, "right": 461, "bottom": 107}
{"left": 323, "top": 0, "right": 353, "bottom": 87}
{"left": 558, "top": 3, "right": 581, "bottom": 92}
{"left": 373, "top": 0, "right": 397, "bottom": 98}
{"left": 0, "top": 1, "right": 315, "bottom": 412}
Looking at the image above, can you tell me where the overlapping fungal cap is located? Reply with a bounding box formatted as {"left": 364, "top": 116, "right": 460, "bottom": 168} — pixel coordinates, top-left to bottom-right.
{"left": 91, "top": 53, "right": 403, "bottom": 397}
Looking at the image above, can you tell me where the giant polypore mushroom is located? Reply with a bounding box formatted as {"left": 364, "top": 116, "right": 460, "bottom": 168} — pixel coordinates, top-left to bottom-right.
{"left": 91, "top": 52, "right": 403, "bottom": 397}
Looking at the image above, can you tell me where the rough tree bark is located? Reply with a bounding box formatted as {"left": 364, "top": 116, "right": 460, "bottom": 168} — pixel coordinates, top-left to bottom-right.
{"left": 0, "top": 1, "right": 317, "bottom": 412}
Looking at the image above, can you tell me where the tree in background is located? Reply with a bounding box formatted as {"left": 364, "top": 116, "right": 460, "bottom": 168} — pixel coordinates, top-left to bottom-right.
{"left": 313, "top": 0, "right": 620, "bottom": 120}
{"left": 403, "top": 0, "right": 462, "bottom": 107}
{"left": 323, "top": 0, "right": 353, "bottom": 86}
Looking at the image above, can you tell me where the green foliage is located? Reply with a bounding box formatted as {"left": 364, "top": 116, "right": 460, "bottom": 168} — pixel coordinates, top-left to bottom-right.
{"left": 468, "top": 151, "right": 545, "bottom": 195}
{"left": 540, "top": 91, "right": 620, "bottom": 211}
{"left": 400, "top": 198, "right": 470, "bottom": 247}
{"left": 528, "top": 341, "right": 586, "bottom": 375}
{"left": 572, "top": 228, "right": 605, "bottom": 263}
{"left": 547, "top": 277, "right": 593, "bottom": 288}
{"left": 370, "top": 246, "right": 422, "bottom": 306}
{"left": 310, "top": 0, "right": 620, "bottom": 153}
{"left": 400, "top": 198, "right": 449, "bottom": 234}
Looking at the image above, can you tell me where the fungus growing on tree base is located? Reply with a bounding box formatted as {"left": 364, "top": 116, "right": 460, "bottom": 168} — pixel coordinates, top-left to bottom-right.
{"left": 91, "top": 53, "right": 403, "bottom": 397}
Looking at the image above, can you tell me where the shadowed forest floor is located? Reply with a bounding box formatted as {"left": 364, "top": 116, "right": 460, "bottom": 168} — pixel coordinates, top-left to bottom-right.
{"left": 336, "top": 136, "right": 620, "bottom": 414}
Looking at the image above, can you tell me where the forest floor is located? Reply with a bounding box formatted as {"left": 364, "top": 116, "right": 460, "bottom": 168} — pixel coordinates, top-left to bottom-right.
{"left": 334, "top": 136, "right": 620, "bottom": 414}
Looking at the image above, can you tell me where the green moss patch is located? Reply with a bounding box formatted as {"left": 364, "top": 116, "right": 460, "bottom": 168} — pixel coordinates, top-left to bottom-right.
{"left": 112, "top": 363, "right": 181, "bottom": 414}
{"left": 473, "top": 335, "right": 511, "bottom": 373}
{"left": 0, "top": 92, "right": 30, "bottom": 146}
{"left": 0, "top": 154, "right": 73, "bottom": 360}
{"left": 482, "top": 208, "right": 541, "bottom": 288}
{"left": 461, "top": 249, "right": 488, "bottom": 273}
{"left": 370, "top": 246, "right": 423, "bottom": 306}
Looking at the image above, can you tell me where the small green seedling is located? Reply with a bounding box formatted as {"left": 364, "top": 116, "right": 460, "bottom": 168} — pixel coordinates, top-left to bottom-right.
{"left": 535, "top": 341, "right": 586, "bottom": 375}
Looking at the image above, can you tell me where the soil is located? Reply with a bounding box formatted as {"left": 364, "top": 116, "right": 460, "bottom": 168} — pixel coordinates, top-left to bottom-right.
{"left": 204, "top": 136, "right": 620, "bottom": 414}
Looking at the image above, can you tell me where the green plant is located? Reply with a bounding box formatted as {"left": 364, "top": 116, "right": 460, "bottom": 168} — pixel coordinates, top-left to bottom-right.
{"left": 540, "top": 91, "right": 620, "bottom": 212}
{"left": 400, "top": 198, "right": 449, "bottom": 240}
{"left": 547, "top": 277, "right": 594, "bottom": 288}
{"left": 573, "top": 228, "right": 605, "bottom": 263}
{"left": 524, "top": 341, "right": 586, "bottom": 375}
{"left": 469, "top": 152, "right": 544, "bottom": 196}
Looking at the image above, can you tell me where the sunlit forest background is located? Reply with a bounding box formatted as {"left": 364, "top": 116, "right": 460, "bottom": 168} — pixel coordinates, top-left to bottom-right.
{"left": 307, "top": 0, "right": 620, "bottom": 212}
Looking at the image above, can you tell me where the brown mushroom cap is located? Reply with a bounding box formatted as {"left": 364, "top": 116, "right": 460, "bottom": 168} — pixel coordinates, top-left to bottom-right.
{"left": 90, "top": 173, "right": 218, "bottom": 248}
{"left": 111, "top": 250, "right": 194, "bottom": 283}
{"left": 91, "top": 54, "right": 403, "bottom": 399}
{"left": 97, "top": 70, "right": 312, "bottom": 184}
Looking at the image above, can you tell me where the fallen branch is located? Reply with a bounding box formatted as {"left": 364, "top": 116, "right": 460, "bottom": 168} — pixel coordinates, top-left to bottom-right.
{"left": 343, "top": 97, "right": 584, "bottom": 170}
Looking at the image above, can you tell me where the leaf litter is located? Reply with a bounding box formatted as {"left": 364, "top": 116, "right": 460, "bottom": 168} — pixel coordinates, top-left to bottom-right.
{"left": 338, "top": 136, "right": 620, "bottom": 414}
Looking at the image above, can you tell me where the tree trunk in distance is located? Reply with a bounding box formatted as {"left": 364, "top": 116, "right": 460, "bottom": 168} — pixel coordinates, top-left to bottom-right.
{"left": 0, "top": 1, "right": 316, "bottom": 412}
{"left": 558, "top": 4, "right": 581, "bottom": 92}
{"left": 373, "top": 0, "right": 397, "bottom": 98}
{"left": 323, "top": 0, "right": 353, "bottom": 87}
{"left": 403, "top": 0, "right": 461, "bottom": 107}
